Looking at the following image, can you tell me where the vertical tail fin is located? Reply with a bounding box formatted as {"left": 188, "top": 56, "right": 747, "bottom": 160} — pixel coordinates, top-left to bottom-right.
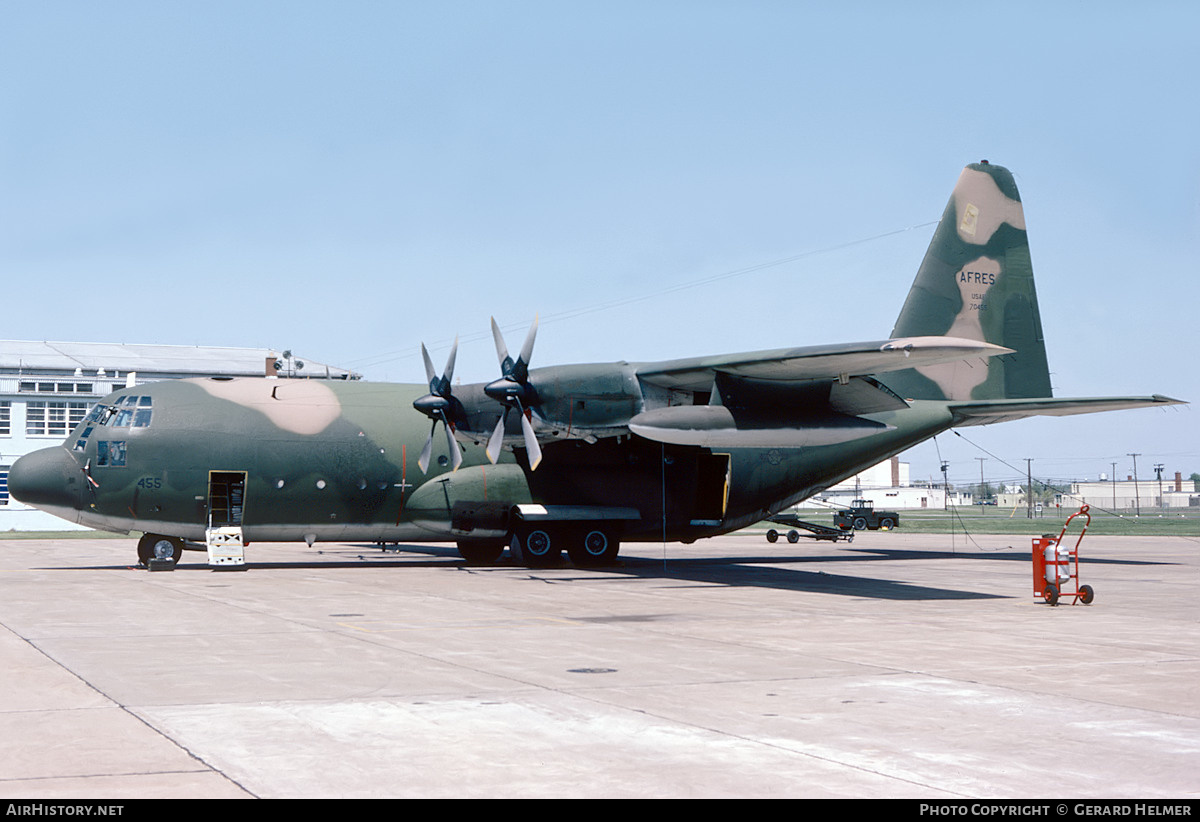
{"left": 885, "top": 161, "right": 1052, "bottom": 401}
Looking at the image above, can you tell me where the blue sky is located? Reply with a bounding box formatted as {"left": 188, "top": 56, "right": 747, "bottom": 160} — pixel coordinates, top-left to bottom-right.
{"left": 2, "top": 1, "right": 1197, "bottom": 491}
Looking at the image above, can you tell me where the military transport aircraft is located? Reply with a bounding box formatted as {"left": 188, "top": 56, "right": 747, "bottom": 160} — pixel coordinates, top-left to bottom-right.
{"left": 8, "top": 162, "right": 1182, "bottom": 569}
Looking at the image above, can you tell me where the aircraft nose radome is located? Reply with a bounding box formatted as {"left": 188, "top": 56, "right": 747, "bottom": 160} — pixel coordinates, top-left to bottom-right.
{"left": 8, "top": 447, "right": 85, "bottom": 511}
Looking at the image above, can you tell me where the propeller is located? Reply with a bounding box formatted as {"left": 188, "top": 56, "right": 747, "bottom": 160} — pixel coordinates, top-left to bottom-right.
{"left": 412, "top": 337, "right": 463, "bottom": 473}
{"left": 484, "top": 316, "right": 543, "bottom": 470}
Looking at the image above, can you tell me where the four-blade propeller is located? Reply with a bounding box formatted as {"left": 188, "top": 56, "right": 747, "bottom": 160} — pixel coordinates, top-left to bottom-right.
{"left": 484, "top": 316, "right": 542, "bottom": 470}
{"left": 412, "top": 317, "right": 546, "bottom": 474}
{"left": 412, "top": 337, "right": 463, "bottom": 474}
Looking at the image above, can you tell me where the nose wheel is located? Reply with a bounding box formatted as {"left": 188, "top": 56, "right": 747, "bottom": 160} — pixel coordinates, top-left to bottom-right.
{"left": 136, "top": 533, "right": 183, "bottom": 568}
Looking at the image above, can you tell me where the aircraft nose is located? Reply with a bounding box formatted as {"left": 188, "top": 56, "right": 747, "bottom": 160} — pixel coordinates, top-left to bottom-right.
{"left": 8, "top": 447, "right": 86, "bottom": 512}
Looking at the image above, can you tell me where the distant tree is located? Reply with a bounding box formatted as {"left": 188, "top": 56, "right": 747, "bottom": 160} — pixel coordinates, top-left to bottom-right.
{"left": 1035, "top": 481, "right": 1071, "bottom": 505}
{"left": 1191, "top": 472, "right": 1200, "bottom": 489}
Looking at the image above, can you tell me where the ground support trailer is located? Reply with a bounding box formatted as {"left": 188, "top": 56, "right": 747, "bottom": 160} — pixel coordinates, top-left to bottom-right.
{"left": 764, "top": 513, "right": 854, "bottom": 544}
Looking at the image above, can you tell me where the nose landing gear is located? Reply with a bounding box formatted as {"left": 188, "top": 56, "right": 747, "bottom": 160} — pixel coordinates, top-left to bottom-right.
{"left": 137, "top": 533, "right": 183, "bottom": 570}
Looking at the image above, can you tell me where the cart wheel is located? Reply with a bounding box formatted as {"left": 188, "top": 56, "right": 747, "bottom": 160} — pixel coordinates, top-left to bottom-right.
{"left": 766, "top": 529, "right": 779, "bottom": 543}
{"left": 787, "top": 530, "right": 800, "bottom": 544}
{"left": 1043, "top": 583, "right": 1060, "bottom": 606}
{"left": 1079, "top": 584, "right": 1095, "bottom": 605}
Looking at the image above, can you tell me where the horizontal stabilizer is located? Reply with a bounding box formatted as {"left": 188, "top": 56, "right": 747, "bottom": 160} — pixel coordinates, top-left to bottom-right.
{"left": 950, "top": 395, "right": 1185, "bottom": 426}
{"left": 638, "top": 336, "right": 1011, "bottom": 393}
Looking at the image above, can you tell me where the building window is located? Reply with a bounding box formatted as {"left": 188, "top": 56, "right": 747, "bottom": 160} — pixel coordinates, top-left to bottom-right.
{"left": 25, "top": 401, "right": 90, "bottom": 437}
{"left": 18, "top": 381, "right": 95, "bottom": 394}
{"left": 0, "top": 468, "right": 8, "bottom": 505}
{"left": 0, "top": 402, "right": 9, "bottom": 436}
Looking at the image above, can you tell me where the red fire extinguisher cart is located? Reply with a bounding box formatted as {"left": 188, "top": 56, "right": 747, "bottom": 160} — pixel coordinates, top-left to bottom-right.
{"left": 1032, "top": 504, "right": 1096, "bottom": 606}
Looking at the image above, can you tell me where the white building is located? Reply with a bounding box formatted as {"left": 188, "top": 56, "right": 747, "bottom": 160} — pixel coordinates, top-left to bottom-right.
{"left": 810, "top": 456, "right": 971, "bottom": 510}
{"left": 1, "top": 341, "right": 356, "bottom": 531}
{"left": 1065, "top": 474, "right": 1198, "bottom": 511}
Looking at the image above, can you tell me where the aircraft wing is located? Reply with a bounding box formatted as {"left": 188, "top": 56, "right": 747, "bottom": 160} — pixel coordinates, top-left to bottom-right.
{"left": 627, "top": 336, "right": 1012, "bottom": 449}
{"left": 635, "top": 336, "right": 1011, "bottom": 392}
{"left": 949, "top": 395, "right": 1186, "bottom": 427}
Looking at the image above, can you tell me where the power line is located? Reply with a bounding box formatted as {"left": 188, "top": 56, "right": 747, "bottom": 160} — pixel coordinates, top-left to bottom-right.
{"left": 343, "top": 219, "right": 939, "bottom": 372}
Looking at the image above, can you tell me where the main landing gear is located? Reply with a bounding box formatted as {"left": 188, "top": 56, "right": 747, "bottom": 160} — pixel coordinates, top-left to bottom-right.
{"left": 512, "top": 523, "right": 622, "bottom": 568}
{"left": 456, "top": 539, "right": 507, "bottom": 566}
{"left": 458, "top": 524, "right": 622, "bottom": 568}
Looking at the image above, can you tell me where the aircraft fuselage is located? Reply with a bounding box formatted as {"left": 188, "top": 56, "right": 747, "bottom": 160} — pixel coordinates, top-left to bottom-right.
{"left": 11, "top": 371, "right": 953, "bottom": 549}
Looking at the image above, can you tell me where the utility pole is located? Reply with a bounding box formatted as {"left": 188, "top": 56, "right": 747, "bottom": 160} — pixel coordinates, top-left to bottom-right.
{"left": 976, "top": 457, "right": 987, "bottom": 504}
{"left": 941, "top": 462, "right": 950, "bottom": 510}
{"left": 1111, "top": 461, "right": 1117, "bottom": 511}
{"left": 1026, "top": 458, "right": 1034, "bottom": 519}
{"left": 1155, "top": 463, "right": 1164, "bottom": 512}
{"left": 1129, "top": 453, "right": 1141, "bottom": 516}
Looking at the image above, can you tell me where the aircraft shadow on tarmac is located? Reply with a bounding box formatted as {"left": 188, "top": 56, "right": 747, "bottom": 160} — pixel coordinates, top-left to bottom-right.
{"left": 541, "top": 546, "right": 1173, "bottom": 600}
{"left": 51, "top": 542, "right": 1173, "bottom": 602}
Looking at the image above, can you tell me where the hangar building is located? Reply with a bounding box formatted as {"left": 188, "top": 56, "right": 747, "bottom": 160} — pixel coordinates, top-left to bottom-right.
{"left": 1, "top": 341, "right": 357, "bottom": 531}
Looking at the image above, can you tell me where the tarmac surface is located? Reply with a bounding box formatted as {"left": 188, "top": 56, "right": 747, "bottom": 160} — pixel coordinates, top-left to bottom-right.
{"left": 0, "top": 529, "right": 1197, "bottom": 799}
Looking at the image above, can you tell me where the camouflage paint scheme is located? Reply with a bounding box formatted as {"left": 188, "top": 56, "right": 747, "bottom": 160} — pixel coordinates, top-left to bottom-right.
{"left": 9, "top": 163, "right": 1182, "bottom": 567}
{"left": 888, "top": 163, "right": 1050, "bottom": 402}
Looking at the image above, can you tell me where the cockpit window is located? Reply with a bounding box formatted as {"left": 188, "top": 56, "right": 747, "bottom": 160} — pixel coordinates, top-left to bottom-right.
{"left": 74, "top": 426, "right": 95, "bottom": 452}
{"left": 104, "top": 396, "right": 153, "bottom": 428}
{"left": 96, "top": 440, "right": 127, "bottom": 467}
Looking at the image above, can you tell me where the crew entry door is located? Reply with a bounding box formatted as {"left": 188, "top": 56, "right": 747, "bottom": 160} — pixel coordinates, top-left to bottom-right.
{"left": 206, "top": 471, "right": 247, "bottom": 567}
{"left": 208, "top": 471, "right": 246, "bottom": 528}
